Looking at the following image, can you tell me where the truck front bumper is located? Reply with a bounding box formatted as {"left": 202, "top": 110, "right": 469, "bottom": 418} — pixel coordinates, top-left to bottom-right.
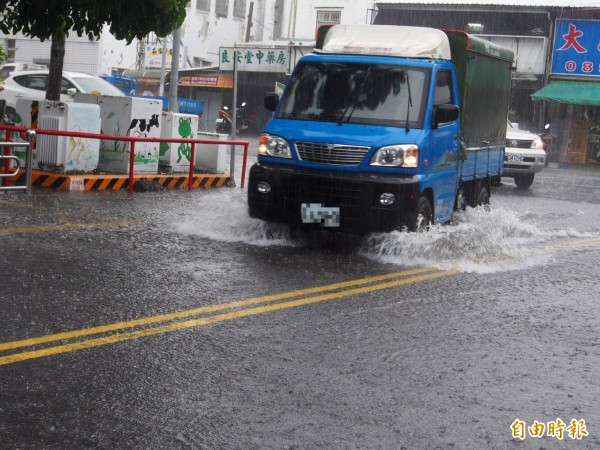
{"left": 247, "top": 163, "right": 421, "bottom": 234}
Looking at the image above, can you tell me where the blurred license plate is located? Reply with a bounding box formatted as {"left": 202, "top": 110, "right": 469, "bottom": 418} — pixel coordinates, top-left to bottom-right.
{"left": 507, "top": 153, "right": 524, "bottom": 162}
{"left": 301, "top": 203, "right": 340, "bottom": 227}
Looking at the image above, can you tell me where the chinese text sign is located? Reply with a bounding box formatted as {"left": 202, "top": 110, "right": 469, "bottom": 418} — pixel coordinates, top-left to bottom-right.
{"left": 219, "top": 48, "right": 289, "bottom": 73}
{"left": 552, "top": 19, "right": 600, "bottom": 77}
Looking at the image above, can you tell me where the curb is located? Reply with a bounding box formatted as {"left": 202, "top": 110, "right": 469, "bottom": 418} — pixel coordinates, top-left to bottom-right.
{"left": 3, "top": 170, "right": 232, "bottom": 191}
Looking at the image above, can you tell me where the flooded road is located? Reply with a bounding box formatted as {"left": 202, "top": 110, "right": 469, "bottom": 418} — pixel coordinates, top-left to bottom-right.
{"left": 1, "top": 163, "right": 600, "bottom": 449}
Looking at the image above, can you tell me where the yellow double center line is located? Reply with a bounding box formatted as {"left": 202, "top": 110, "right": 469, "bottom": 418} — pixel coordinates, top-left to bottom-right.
{"left": 0, "top": 267, "right": 457, "bottom": 366}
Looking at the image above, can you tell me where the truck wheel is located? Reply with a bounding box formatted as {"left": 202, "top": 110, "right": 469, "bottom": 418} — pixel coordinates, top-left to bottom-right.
{"left": 475, "top": 186, "right": 490, "bottom": 209}
{"left": 409, "top": 197, "right": 432, "bottom": 232}
{"left": 514, "top": 173, "right": 534, "bottom": 189}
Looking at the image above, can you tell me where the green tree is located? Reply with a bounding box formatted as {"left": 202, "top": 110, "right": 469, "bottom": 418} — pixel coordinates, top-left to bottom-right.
{"left": 0, "top": 0, "right": 188, "bottom": 100}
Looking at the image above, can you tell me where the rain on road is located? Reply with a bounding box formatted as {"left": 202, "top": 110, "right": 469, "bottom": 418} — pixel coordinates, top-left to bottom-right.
{"left": 1, "top": 162, "right": 600, "bottom": 449}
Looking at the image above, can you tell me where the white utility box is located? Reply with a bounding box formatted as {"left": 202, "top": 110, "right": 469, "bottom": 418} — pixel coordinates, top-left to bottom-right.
{"left": 159, "top": 112, "right": 198, "bottom": 172}
{"left": 195, "top": 132, "right": 228, "bottom": 174}
{"left": 16, "top": 99, "right": 101, "bottom": 172}
{"left": 37, "top": 101, "right": 101, "bottom": 172}
{"left": 75, "top": 94, "right": 162, "bottom": 173}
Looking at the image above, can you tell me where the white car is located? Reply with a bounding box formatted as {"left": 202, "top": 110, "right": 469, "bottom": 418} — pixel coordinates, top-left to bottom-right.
{"left": 0, "top": 70, "right": 125, "bottom": 123}
{"left": 504, "top": 120, "right": 546, "bottom": 189}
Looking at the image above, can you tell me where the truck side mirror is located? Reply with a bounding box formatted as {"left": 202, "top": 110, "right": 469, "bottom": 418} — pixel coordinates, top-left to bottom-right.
{"left": 264, "top": 92, "right": 279, "bottom": 111}
{"left": 433, "top": 104, "right": 459, "bottom": 128}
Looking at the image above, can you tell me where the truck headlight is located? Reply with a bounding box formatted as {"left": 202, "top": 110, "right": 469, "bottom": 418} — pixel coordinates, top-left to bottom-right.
{"left": 370, "top": 145, "right": 418, "bottom": 168}
{"left": 531, "top": 136, "right": 544, "bottom": 149}
{"left": 258, "top": 133, "right": 292, "bottom": 158}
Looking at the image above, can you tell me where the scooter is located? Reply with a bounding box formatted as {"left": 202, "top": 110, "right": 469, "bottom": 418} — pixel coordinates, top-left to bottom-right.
{"left": 216, "top": 102, "right": 249, "bottom": 135}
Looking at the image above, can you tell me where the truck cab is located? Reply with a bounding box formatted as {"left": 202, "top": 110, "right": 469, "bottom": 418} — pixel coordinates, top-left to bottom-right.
{"left": 248, "top": 25, "right": 513, "bottom": 235}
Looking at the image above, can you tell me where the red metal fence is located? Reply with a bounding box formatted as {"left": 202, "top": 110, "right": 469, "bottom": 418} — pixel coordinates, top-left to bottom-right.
{"left": 0, "top": 124, "right": 249, "bottom": 192}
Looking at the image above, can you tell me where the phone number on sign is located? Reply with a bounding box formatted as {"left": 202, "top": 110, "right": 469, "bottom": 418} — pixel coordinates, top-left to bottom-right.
{"left": 563, "top": 60, "right": 600, "bottom": 73}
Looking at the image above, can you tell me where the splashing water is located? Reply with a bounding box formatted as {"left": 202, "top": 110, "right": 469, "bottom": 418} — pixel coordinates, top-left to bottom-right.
{"left": 359, "top": 206, "right": 591, "bottom": 273}
{"left": 175, "top": 189, "right": 298, "bottom": 247}
{"left": 175, "top": 189, "right": 593, "bottom": 273}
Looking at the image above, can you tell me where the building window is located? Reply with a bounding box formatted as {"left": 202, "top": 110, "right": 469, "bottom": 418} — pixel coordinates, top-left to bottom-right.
{"left": 215, "top": 0, "right": 229, "bottom": 17}
{"left": 233, "top": 0, "right": 246, "bottom": 19}
{"left": 6, "top": 39, "right": 16, "bottom": 62}
{"left": 197, "top": 0, "right": 210, "bottom": 12}
{"left": 316, "top": 10, "right": 341, "bottom": 30}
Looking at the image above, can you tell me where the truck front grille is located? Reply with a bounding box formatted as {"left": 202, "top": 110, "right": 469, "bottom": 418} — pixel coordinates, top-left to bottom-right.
{"left": 282, "top": 174, "right": 364, "bottom": 204}
{"left": 295, "top": 142, "right": 370, "bottom": 166}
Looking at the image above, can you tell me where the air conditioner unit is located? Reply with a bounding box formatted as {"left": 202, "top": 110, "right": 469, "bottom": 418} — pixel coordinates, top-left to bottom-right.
{"left": 35, "top": 100, "right": 101, "bottom": 172}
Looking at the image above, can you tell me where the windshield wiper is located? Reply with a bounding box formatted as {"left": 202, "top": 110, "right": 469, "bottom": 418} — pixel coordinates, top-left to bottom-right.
{"left": 405, "top": 70, "right": 412, "bottom": 132}
{"left": 339, "top": 67, "right": 371, "bottom": 125}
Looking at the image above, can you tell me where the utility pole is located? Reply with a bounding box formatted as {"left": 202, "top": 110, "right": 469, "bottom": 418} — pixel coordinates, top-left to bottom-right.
{"left": 169, "top": 28, "right": 181, "bottom": 113}
{"left": 159, "top": 36, "right": 168, "bottom": 97}
{"left": 136, "top": 38, "right": 145, "bottom": 70}
{"left": 229, "top": 53, "right": 238, "bottom": 179}
{"left": 245, "top": 2, "right": 254, "bottom": 42}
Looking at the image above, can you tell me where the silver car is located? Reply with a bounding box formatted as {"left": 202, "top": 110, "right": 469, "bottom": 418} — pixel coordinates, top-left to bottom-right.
{"left": 504, "top": 120, "right": 546, "bottom": 189}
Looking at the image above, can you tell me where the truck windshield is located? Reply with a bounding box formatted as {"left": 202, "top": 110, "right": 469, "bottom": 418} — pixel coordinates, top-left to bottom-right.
{"left": 276, "top": 61, "right": 429, "bottom": 128}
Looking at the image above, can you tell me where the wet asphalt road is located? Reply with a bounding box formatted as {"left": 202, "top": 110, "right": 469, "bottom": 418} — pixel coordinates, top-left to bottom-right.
{"left": 1, "top": 162, "right": 600, "bottom": 449}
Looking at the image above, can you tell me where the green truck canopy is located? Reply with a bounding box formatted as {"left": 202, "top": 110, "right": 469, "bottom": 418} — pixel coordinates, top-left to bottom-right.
{"left": 444, "top": 30, "right": 514, "bottom": 149}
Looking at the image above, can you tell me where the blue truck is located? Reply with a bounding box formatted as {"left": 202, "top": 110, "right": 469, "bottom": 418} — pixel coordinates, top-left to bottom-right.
{"left": 248, "top": 25, "right": 514, "bottom": 234}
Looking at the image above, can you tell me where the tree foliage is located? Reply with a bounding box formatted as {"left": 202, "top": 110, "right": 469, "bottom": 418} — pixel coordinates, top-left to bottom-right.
{"left": 0, "top": 0, "right": 189, "bottom": 43}
{"left": 0, "top": 0, "right": 189, "bottom": 101}
{"left": 0, "top": 44, "right": 6, "bottom": 66}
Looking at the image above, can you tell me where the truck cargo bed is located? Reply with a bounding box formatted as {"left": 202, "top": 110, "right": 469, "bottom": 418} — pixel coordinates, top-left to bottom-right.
{"left": 459, "top": 147, "right": 504, "bottom": 181}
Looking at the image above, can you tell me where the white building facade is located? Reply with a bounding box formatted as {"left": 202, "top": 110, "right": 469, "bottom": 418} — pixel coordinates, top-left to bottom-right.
{"left": 2, "top": 0, "right": 376, "bottom": 76}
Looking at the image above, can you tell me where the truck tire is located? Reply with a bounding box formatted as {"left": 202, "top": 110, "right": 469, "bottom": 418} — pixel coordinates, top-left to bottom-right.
{"left": 514, "top": 173, "right": 534, "bottom": 189}
{"left": 408, "top": 196, "right": 432, "bottom": 232}
{"left": 475, "top": 185, "right": 490, "bottom": 209}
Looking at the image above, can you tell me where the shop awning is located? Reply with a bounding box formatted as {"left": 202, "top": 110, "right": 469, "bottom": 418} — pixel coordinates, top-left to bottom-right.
{"left": 531, "top": 80, "right": 600, "bottom": 106}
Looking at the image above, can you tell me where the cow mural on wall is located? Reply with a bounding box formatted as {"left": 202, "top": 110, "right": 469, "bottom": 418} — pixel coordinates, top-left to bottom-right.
{"left": 127, "top": 114, "right": 160, "bottom": 137}
{"left": 127, "top": 114, "right": 161, "bottom": 162}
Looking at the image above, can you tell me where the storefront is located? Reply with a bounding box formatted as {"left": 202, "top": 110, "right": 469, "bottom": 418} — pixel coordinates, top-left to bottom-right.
{"left": 532, "top": 80, "right": 600, "bottom": 165}
{"left": 166, "top": 43, "right": 309, "bottom": 133}
{"left": 531, "top": 19, "right": 600, "bottom": 165}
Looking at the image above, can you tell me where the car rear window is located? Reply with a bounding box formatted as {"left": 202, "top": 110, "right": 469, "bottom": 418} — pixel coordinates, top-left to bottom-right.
{"left": 14, "top": 74, "right": 47, "bottom": 91}
{"left": 71, "top": 77, "right": 125, "bottom": 96}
